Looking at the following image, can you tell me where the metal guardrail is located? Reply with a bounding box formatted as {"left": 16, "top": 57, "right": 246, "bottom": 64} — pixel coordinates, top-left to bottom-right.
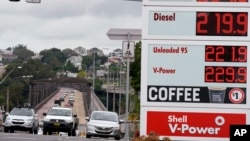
{"left": 34, "top": 89, "right": 59, "bottom": 111}
{"left": 90, "top": 91, "right": 107, "bottom": 113}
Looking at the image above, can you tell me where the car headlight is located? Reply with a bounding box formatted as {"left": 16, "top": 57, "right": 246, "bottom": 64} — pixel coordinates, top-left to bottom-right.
{"left": 65, "top": 119, "right": 73, "bottom": 123}
{"left": 86, "top": 123, "right": 94, "bottom": 127}
{"left": 27, "top": 119, "right": 33, "bottom": 122}
{"left": 42, "top": 118, "right": 50, "bottom": 122}
{"left": 113, "top": 126, "right": 120, "bottom": 130}
{"left": 5, "top": 117, "right": 11, "bottom": 121}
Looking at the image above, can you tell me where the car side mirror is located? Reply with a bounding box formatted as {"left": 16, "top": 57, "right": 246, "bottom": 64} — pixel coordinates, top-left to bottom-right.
{"left": 85, "top": 117, "right": 89, "bottom": 121}
{"left": 119, "top": 119, "right": 124, "bottom": 124}
{"left": 43, "top": 113, "right": 47, "bottom": 116}
{"left": 34, "top": 114, "right": 38, "bottom": 117}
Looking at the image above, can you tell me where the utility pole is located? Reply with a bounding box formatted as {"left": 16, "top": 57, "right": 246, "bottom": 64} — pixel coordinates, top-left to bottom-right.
{"left": 7, "top": 87, "right": 9, "bottom": 112}
{"left": 106, "top": 65, "right": 110, "bottom": 110}
{"left": 113, "top": 86, "right": 115, "bottom": 112}
{"left": 93, "top": 51, "right": 96, "bottom": 92}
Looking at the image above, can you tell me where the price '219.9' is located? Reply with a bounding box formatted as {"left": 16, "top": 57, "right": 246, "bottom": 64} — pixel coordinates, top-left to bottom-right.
{"left": 196, "top": 12, "right": 248, "bottom": 36}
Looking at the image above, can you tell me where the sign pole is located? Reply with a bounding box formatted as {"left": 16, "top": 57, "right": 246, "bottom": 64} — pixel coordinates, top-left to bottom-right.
{"left": 125, "top": 32, "right": 131, "bottom": 141}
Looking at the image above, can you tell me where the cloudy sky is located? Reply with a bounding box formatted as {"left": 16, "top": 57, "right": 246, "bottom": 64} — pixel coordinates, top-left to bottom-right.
{"left": 0, "top": 0, "right": 142, "bottom": 54}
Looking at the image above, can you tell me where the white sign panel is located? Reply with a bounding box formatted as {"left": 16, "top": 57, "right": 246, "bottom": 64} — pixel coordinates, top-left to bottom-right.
{"left": 26, "top": 0, "right": 41, "bottom": 3}
{"left": 143, "top": 0, "right": 250, "bottom": 7}
{"left": 141, "top": 40, "right": 250, "bottom": 109}
{"left": 142, "top": 6, "right": 250, "bottom": 41}
{"left": 140, "top": 106, "right": 250, "bottom": 141}
{"left": 122, "top": 41, "right": 135, "bottom": 58}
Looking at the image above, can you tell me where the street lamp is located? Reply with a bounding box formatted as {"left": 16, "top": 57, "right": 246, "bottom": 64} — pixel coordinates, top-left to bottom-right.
{"left": 0, "top": 66, "right": 22, "bottom": 85}
{"left": 105, "top": 62, "right": 111, "bottom": 111}
{"left": 6, "top": 75, "right": 32, "bottom": 112}
{"left": 93, "top": 51, "right": 96, "bottom": 92}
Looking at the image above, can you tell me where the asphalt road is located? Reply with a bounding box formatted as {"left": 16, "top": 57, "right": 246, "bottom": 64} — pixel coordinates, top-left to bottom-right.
{"left": 0, "top": 133, "right": 124, "bottom": 141}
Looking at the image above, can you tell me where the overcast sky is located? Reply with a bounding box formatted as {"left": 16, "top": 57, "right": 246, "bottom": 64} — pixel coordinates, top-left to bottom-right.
{"left": 0, "top": 0, "right": 142, "bottom": 54}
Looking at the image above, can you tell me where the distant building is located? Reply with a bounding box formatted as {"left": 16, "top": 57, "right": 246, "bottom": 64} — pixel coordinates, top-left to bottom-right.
{"left": 108, "top": 48, "right": 123, "bottom": 63}
{"left": 74, "top": 46, "right": 87, "bottom": 56}
{"left": 31, "top": 53, "right": 42, "bottom": 60}
{"left": 87, "top": 47, "right": 105, "bottom": 56}
{"left": 108, "top": 48, "right": 122, "bottom": 58}
{"left": 67, "top": 56, "right": 82, "bottom": 67}
{"left": 0, "top": 49, "right": 17, "bottom": 62}
{"left": 0, "top": 64, "right": 5, "bottom": 78}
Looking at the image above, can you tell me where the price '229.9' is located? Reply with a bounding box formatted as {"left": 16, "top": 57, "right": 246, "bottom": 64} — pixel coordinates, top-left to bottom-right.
{"left": 197, "top": 0, "right": 248, "bottom": 2}
{"left": 196, "top": 12, "right": 248, "bottom": 36}
{"left": 205, "top": 66, "right": 246, "bottom": 83}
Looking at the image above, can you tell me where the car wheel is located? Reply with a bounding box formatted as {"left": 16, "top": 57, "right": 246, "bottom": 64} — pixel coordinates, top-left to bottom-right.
{"left": 115, "top": 136, "right": 121, "bottom": 140}
{"left": 3, "top": 127, "right": 9, "bottom": 133}
{"left": 71, "top": 129, "right": 76, "bottom": 136}
{"left": 115, "top": 134, "right": 121, "bottom": 140}
{"left": 10, "top": 128, "right": 14, "bottom": 133}
{"left": 29, "top": 128, "right": 33, "bottom": 134}
{"left": 33, "top": 129, "right": 38, "bottom": 134}
{"left": 68, "top": 129, "right": 72, "bottom": 136}
{"left": 48, "top": 131, "right": 52, "bottom": 135}
{"left": 43, "top": 128, "right": 47, "bottom": 135}
{"left": 86, "top": 134, "right": 91, "bottom": 138}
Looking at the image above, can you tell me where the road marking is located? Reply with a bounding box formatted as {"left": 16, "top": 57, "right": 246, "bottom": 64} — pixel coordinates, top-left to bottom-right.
{"left": 3, "top": 137, "right": 35, "bottom": 140}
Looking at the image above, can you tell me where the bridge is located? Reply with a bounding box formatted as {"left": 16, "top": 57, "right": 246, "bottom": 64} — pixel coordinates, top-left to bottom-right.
{"left": 30, "top": 77, "right": 134, "bottom": 116}
{"left": 1, "top": 77, "right": 138, "bottom": 138}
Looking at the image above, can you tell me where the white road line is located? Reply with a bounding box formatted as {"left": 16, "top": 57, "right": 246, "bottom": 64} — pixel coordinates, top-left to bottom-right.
{"left": 3, "top": 137, "right": 35, "bottom": 140}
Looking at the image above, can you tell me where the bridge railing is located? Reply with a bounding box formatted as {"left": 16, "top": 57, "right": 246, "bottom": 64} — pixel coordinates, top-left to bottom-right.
{"left": 88, "top": 91, "right": 107, "bottom": 115}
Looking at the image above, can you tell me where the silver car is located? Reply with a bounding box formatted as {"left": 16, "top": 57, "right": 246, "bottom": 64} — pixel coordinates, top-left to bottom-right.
{"left": 85, "top": 111, "right": 124, "bottom": 140}
{"left": 4, "top": 106, "right": 39, "bottom": 134}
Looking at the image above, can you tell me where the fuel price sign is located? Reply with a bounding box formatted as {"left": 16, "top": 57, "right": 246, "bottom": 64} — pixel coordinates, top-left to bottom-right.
{"left": 141, "top": 40, "right": 250, "bottom": 109}
{"left": 142, "top": 7, "right": 250, "bottom": 41}
{"left": 143, "top": 0, "right": 250, "bottom": 7}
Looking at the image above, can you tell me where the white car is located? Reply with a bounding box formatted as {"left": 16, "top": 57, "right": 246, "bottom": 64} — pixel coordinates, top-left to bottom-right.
{"left": 85, "top": 111, "right": 124, "bottom": 140}
{"left": 42, "top": 107, "right": 79, "bottom": 136}
{"left": 3, "top": 105, "right": 39, "bottom": 134}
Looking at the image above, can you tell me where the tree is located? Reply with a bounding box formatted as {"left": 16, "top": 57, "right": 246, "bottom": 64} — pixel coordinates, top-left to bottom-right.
{"left": 94, "top": 78, "right": 103, "bottom": 91}
{"left": 77, "top": 70, "right": 87, "bottom": 78}
{"left": 62, "top": 48, "right": 76, "bottom": 58}
{"left": 40, "top": 48, "right": 67, "bottom": 71}
{"left": 81, "top": 56, "right": 92, "bottom": 68}
{"left": 130, "top": 41, "right": 141, "bottom": 93}
{"left": 13, "top": 44, "right": 35, "bottom": 61}
{"left": 129, "top": 41, "right": 141, "bottom": 117}
{"left": 65, "top": 60, "right": 77, "bottom": 73}
{"left": 21, "top": 59, "right": 56, "bottom": 79}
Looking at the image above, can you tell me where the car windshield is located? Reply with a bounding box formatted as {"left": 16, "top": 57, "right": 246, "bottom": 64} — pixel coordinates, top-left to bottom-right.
{"left": 10, "top": 108, "right": 33, "bottom": 116}
{"left": 47, "top": 109, "right": 71, "bottom": 116}
{"left": 91, "top": 112, "right": 118, "bottom": 122}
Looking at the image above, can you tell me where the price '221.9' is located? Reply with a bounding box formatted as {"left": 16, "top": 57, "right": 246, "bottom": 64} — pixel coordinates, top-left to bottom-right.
{"left": 205, "top": 45, "right": 247, "bottom": 62}
{"left": 197, "top": 0, "right": 248, "bottom": 2}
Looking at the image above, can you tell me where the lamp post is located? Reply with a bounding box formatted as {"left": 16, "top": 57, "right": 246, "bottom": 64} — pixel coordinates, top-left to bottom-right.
{"left": 7, "top": 75, "right": 33, "bottom": 112}
{"left": 105, "top": 63, "right": 111, "bottom": 110}
{"left": 0, "top": 66, "right": 22, "bottom": 85}
{"left": 0, "top": 66, "right": 22, "bottom": 112}
{"left": 92, "top": 48, "right": 98, "bottom": 92}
